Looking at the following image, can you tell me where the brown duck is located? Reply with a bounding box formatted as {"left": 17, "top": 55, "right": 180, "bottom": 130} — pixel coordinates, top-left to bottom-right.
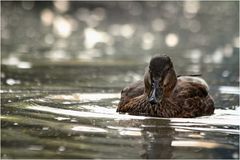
{"left": 117, "top": 55, "right": 214, "bottom": 118}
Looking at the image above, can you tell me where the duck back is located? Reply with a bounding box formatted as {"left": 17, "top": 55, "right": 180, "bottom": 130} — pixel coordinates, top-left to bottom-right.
{"left": 171, "top": 77, "right": 214, "bottom": 117}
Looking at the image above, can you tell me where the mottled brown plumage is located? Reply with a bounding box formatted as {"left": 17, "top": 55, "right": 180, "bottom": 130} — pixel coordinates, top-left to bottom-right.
{"left": 117, "top": 55, "right": 214, "bottom": 118}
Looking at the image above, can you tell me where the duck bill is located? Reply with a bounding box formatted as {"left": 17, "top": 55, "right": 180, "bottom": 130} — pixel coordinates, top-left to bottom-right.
{"left": 148, "top": 80, "right": 162, "bottom": 104}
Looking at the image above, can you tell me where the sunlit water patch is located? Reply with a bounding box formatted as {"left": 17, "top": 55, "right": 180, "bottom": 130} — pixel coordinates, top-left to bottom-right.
{"left": 45, "top": 93, "right": 120, "bottom": 102}
{"left": 219, "top": 86, "right": 240, "bottom": 95}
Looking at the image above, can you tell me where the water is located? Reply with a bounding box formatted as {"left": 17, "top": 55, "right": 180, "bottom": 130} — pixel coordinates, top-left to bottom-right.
{"left": 1, "top": 60, "right": 239, "bottom": 159}
{"left": 1, "top": 1, "right": 239, "bottom": 159}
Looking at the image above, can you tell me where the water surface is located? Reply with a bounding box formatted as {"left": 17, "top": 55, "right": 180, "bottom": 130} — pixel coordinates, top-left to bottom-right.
{"left": 1, "top": 60, "right": 239, "bottom": 159}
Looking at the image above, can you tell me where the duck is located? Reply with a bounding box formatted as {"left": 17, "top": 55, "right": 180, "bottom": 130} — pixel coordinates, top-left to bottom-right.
{"left": 117, "top": 55, "right": 214, "bottom": 118}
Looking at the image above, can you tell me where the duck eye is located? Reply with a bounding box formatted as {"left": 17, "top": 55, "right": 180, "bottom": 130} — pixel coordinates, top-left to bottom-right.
{"left": 162, "top": 67, "right": 170, "bottom": 75}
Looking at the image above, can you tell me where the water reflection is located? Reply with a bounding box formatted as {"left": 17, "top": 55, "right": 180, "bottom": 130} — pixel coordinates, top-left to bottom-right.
{"left": 140, "top": 119, "right": 174, "bottom": 158}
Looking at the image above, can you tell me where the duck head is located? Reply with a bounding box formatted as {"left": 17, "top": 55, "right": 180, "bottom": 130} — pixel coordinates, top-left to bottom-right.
{"left": 144, "top": 55, "right": 177, "bottom": 104}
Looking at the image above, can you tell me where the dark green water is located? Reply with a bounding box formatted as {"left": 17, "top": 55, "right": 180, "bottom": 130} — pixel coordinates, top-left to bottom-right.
{"left": 1, "top": 1, "right": 239, "bottom": 159}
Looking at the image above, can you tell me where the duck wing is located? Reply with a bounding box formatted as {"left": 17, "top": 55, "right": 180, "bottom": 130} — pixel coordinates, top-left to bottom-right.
{"left": 117, "top": 80, "right": 144, "bottom": 112}
{"left": 174, "top": 82, "right": 214, "bottom": 117}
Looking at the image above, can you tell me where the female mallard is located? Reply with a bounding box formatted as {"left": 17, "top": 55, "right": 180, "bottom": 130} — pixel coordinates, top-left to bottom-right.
{"left": 117, "top": 55, "right": 214, "bottom": 118}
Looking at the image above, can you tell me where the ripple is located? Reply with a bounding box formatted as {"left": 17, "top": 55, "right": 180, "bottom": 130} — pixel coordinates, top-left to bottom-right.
{"left": 171, "top": 140, "right": 235, "bottom": 149}
{"left": 72, "top": 125, "right": 107, "bottom": 133}
{"left": 108, "top": 126, "right": 142, "bottom": 137}
{"left": 172, "top": 126, "right": 239, "bottom": 134}
{"left": 170, "top": 109, "right": 240, "bottom": 126}
{"left": 119, "top": 130, "right": 142, "bottom": 137}
{"left": 219, "top": 86, "right": 240, "bottom": 95}
{"left": 26, "top": 103, "right": 147, "bottom": 120}
{"left": 27, "top": 145, "right": 44, "bottom": 151}
{"left": 45, "top": 93, "right": 119, "bottom": 102}
{"left": 54, "top": 117, "right": 71, "bottom": 121}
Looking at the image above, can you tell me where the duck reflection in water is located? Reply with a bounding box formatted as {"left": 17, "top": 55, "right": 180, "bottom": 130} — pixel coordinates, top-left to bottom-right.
{"left": 117, "top": 55, "right": 214, "bottom": 118}
{"left": 143, "top": 120, "right": 174, "bottom": 159}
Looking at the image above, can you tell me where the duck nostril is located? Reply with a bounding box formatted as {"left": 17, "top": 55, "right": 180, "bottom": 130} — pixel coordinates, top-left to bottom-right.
{"left": 149, "top": 97, "right": 157, "bottom": 105}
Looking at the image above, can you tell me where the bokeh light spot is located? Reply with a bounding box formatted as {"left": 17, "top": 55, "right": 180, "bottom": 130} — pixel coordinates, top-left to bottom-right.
{"left": 184, "top": 1, "right": 200, "bottom": 14}
{"left": 41, "top": 9, "right": 54, "bottom": 26}
{"left": 53, "top": 16, "right": 72, "bottom": 38}
{"left": 120, "top": 24, "right": 135, "bottom": 38}
{"left": 53, "top": 0, "right": 69, "bottom": 13}
{"left": 84, "top": 28, "right": 113, "bottom": 49}
{"left": 165, "top": 33, "right": 179, "bottom": 47}
{"left": 142, "top": 32, "right": 154, "bottom": 50}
